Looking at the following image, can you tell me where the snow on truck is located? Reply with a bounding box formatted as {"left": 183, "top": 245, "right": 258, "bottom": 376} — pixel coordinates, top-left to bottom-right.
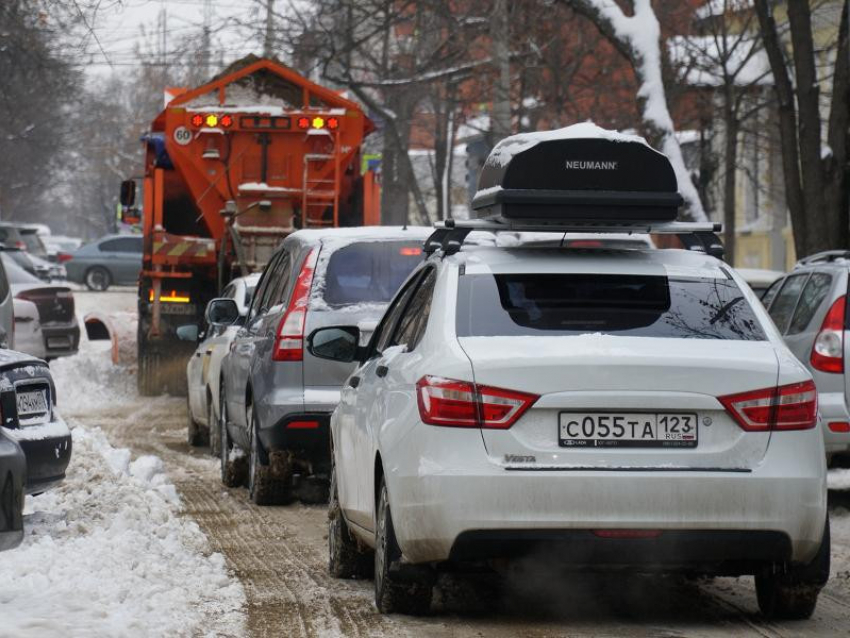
{"left": 116, "top": 57, "right": 380, "bottom": 395}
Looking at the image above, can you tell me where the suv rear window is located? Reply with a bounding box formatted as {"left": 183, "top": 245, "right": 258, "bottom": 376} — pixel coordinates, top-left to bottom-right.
{"left": 456, "top": 273, "right": 765, "bottom": 340}
{"left": 321, "top": 241, "right": 423, "bottom": 306}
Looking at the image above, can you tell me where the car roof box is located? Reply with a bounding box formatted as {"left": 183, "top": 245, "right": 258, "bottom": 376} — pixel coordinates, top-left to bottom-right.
{"left": 471, "top": 124, "right": 683, "bottom": 224}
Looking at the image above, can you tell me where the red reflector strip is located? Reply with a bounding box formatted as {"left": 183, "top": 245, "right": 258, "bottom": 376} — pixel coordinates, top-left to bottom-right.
{"left": 829, "top": 421, "right": 850, "bottom": 433}
{"left": 399, "top": 247, "right": 422, "bottom": 256}
{"left": 287, "top": 420, "right": 320, "bottom": 429}
{"left": 593, "top": 530, "right": 663, "bottom": 539}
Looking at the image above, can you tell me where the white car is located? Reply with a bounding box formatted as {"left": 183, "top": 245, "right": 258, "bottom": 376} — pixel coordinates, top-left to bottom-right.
{"left": 183, "top": 274, "right": 260, "bottom": 454}
{"left": 316, "top": 234, "right": 828, "bottom": 618}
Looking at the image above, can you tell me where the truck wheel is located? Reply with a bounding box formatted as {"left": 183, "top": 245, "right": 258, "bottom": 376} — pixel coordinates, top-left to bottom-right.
{"left": 756, "top": 518, "right": 830, "bottom": 620}
{"left": 374, "top": 477, "right": 432, "bottom": 615}
{"left": 85, "top": 267, "right": 111, "bottom": 291}
{"left": 329, "top": 459, "right": 373, "bottom": 579}
{"left": 208, "top": 396, "right": 221, "bottom": 457}
{"left": 220, "top": 386, "right": 246, "bottom": 488}
{"left": 187, "top": 397, "right": 208, "bottom": 447}
{"left": 247, "top": 401, "right": 292, "bottom": 505}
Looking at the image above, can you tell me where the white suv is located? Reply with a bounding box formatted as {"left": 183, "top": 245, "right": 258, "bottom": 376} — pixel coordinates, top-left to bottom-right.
{"left": 312, "top": 235, "right": 828, "bottom": 618}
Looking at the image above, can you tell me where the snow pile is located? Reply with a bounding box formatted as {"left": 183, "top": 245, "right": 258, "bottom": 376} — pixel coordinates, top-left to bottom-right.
{"left": 49, "top": 341, "right": 136, "bottom": 416}
{"left": 829, "top": 469, "right": 850, "bottom": 491}
{"left": 0, "top": 425, "right": 246, "bottom": 638}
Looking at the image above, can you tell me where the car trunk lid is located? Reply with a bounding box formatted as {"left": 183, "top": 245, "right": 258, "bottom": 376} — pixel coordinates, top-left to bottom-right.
{"left": 459, "top": 335, "right": 779, "bottom": 471}
{"left": 15, "top": 286, "right": 75, "bottom": 324}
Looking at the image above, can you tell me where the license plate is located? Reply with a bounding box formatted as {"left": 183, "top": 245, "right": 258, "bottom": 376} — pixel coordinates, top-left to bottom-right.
{"left": 161, "top": 303, "right": 197, "bottom": 316}
{"left": 17, "top": 390, "right": 48, "bottom": 416}
{"left": 47, "top": 336, "right": 71, "bottom": 348}
{"left": 559, "top": 412, "right": 698, "bottom": 448}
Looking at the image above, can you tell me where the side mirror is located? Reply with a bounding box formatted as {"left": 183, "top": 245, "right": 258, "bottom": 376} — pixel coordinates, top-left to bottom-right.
{"left": 205, "top": 298, "right": 240, "bottom": 327}
{"left": 307, "top": 326, "right": 361, "bottom": 363}
{"left": 119, "top": 180, "right": 136, "bottom": 207}
{"left": 176, "top": 324, "right": 200, "bottom": 343}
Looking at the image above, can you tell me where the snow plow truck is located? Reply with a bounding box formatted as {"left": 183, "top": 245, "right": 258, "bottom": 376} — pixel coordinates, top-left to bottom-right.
{"left": 117, "top": 57, "right": 379, "bottom": 395}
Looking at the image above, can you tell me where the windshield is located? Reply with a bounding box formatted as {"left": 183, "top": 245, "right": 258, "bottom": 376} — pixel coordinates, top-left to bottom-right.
{"left": 457, "top": 272, "right": 766, "bottom": 341}
{"left": 321, "top": 241, "right": 424, "bottom": 306}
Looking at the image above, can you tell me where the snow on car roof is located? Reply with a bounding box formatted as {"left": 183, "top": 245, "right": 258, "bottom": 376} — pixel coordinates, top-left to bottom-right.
{"left": 484, "top": 122, "right": 651, "bottom": 169}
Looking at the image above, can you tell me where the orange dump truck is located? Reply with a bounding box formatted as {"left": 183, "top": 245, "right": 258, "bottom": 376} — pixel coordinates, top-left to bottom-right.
{"left": 119, "top": 58, "right": 379, "bottom": 395}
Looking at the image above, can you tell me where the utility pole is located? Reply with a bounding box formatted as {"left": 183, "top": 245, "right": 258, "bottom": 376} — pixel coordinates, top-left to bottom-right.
{"left": 201, "top": 0, "right": 213, "bottom": 79}
{"left": 263, "top": 0, "right": 276, "bottom": 57}
{"left": 489, "top": 0, "right": 511, "bottom": 143}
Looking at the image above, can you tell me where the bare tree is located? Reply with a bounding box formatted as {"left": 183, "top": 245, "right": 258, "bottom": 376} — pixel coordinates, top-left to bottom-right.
{"left": 754, "top": 0, "right": 849, "bottom": 257}
{"left": 556, "top": 0, "right": 708, "bottom": 221}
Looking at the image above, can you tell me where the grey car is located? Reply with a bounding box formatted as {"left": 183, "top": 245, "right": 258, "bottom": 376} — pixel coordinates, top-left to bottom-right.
{"left": 0, "top": 425, "right": 25, "bottom": 551}
{"left": 214, "top": 227, "right": 430, "bottom": 505}
{"left": 761, "top": 251, "right": 850, "bottom": 460}
{"left": 65, "top": 234, "right": 143, "bottom": 291}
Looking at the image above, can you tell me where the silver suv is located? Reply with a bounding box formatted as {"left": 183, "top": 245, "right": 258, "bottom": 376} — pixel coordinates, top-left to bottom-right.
{"left": 214, "top": 227, "right": 430, "bottom": 504}
{"left": 762, "top": 250, "right": 850, "bottom": 460}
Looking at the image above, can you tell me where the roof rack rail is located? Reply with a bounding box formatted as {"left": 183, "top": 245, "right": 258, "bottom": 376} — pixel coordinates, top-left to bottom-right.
{"left": 423, "top": 218, "right": 724, "bottom": 258}
{"left": 795, "top": 250, "right": 850, "bottom": 267}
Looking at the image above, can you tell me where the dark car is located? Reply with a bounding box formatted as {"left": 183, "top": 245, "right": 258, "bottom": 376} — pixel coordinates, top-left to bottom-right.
{"left": 64, "top": 234, "right": 143, "bottom": 291}
{"left": 0, "top": 426, "right": 25, "bottom": 551}
{"left": 1, "top": 254, "right": 80, "bottom": 360}
{"left": 0, "top": 349, "right": 71, "bottom": 494}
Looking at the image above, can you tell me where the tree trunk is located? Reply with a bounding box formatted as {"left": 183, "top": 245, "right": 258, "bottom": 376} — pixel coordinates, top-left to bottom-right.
{"left": 722, "top": 103, "right": 738, "bottom": 266}
{"left": 490, "top": 0, "right": 511, "bottom": 142}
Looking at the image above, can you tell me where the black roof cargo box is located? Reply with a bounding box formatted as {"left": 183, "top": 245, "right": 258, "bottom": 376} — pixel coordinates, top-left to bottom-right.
{"left": 472, "top": 124, "right": 683, "bottom": 223}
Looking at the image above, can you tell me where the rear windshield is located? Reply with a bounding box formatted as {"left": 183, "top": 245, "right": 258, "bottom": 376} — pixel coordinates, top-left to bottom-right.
{"left": 457, "top": 273, "right": 766, "bottom": 340}
{"left": 322, "top": 241, "right": 423, "bottom": 306}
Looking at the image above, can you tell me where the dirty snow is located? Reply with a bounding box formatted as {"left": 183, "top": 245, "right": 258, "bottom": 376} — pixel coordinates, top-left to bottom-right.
{"left": 0, "top": 293, "right": 246, "bottom": 638}
{"left": 0, "top": 425, "right": 245, "bottom": 638}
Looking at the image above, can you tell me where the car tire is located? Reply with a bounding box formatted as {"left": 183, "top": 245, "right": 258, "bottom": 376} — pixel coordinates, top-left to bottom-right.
{"left": 84, "top": 266, "right": 111, "bottom": 292}
{"left": 247, "top": 401, "right": 292, "bottom": 506}
{"left": 328, "top": 458, "right": 373, "bottom": 579}
{"left": 208, "top": 395, "right": 221, "bottom": 457}
{"left": 220, "top": 385, "right": 246, "bottom": 488}
{"left": 756, "top": 518, "right": 830, "bottom": 620}
{"left": 187, "top": 397, "right": 208, "bottom": 447}
{"left": 374, "top": 477, "right": 432, "bottom": 615}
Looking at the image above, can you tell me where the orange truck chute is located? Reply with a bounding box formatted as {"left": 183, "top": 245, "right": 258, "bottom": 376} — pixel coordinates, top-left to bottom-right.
{"left": 125, "top": 57, "right": 380, "bottom": 396}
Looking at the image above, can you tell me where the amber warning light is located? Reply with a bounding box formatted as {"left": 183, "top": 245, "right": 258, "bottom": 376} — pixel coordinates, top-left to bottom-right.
{"left": 149, "top": 289, "right": 191, "bottom": 303}
{"left": 190, "top": 113, "right": 234, "bottom": 128}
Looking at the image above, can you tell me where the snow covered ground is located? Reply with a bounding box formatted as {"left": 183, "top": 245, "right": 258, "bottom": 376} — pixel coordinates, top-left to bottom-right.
{"left": 0, "top": 291, "right": 246, "bottom": 638}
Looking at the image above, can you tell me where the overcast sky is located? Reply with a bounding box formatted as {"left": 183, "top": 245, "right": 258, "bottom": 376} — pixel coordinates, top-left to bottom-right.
{"left": 77, "top": 0, "right": 270, "bottom": 76}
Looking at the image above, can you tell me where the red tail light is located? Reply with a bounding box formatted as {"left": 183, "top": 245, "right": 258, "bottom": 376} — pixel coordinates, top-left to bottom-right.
{"left": 57, "top": 252, "right": 73, "bottom": 263}
{"left": 811, "top": 296, "right": 845, "bottom": 373}
{"left": 272, "top": 249, "right": 318, "bottom": 362}
{"left": 719, "top": 380, "right": 818, "bottom": 432}
{"left": 416, "top": 375, "right": 538, "bottom": 429}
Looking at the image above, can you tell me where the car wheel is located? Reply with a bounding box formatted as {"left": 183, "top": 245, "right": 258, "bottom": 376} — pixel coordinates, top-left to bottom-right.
{"left": 247, "top": 400, "right": 292, "bottom": 506}
{"left": 84, "top": 266, "right": 111, "bottom": 291}
{"left": 208, "top": 395, "right": 221, "bottom": 457}
{"left": 329, "top": 457, "right": 373, "bottom": 579}
{"left": 756, "top": 518, "right": 830, "bottom": 620}
{"left": 219, "top": 385, "right": 245, "bottom": 488}
{"left": 374, "top": 477, "right": 432, "bottom": 615}
{"left": 187, "top": 396, "right": 208, "bottom": 447}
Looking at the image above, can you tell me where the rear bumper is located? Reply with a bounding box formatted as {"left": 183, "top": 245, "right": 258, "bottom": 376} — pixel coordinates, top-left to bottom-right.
{"left": 41, "top": 322, "right": 80, "bottom": 358}
{"left": 386, "top": 426, "right": 827, "bottom": 567}
{"left": 260, "top": 412, "right": 331, "bottom": 468}
{"left": 819, "top": 391, "right": 850, "bottom": 454}
{"left": 2, "top": 419, "right": 72, "bottom": 494}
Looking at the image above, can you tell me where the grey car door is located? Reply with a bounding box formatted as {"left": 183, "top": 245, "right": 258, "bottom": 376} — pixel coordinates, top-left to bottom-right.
{"left": 228, "top": 254, "right": 282, "bottom": 435}
{"left": 111, "top": 237, "right": 143, "bottom": 284}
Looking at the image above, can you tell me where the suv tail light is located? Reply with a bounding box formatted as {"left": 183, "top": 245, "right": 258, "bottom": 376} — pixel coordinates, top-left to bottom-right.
{"left": 811, "top": 296, "right": 845, "bottom": 373}
{"left": 272, "top": 249, "right": 318, "bottom": 362}
{"left": 416, "top": 375, "right": 538, "bottom": 429}
{"left": 719, "top": 380, "right": 818, "bottom": 432}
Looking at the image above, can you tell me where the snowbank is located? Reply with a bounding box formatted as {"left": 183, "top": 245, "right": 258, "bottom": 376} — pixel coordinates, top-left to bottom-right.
{"left": 0, "top": 424, "right": 246, "bottom": 638}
